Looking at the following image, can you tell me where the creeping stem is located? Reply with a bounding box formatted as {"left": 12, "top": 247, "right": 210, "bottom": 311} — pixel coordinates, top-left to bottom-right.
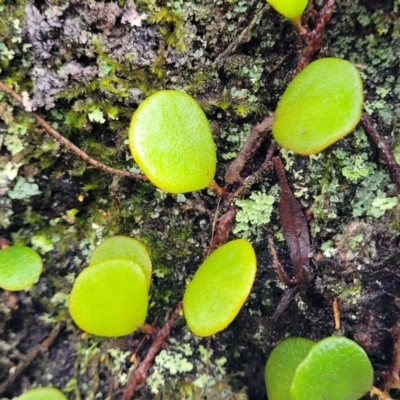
{"left": 0, "top": 80, "right": 147, "bottom": 181}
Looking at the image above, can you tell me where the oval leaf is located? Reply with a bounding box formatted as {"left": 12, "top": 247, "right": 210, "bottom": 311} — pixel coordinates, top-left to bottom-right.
{"left": 266, "top": 0, "right": 308, "bottom": 20}
{"left": 265, "top": 337, "right": 315, "bottom": 400}
{"left": 0, "top": 246, "right": 43, "bottom": 291}
{"left": 129, "top": 90, "right": 216, "bottom": 193}
{"left": 69, "top": 258, "right": 148, "bottom": 337}
{"left": 273, "top": 58, "right": 363, "bottom": 155}
{"left": 90, "top": 236, "right": 152, "bottom": 289}
{"left": 183, "top": 239, "right": 257, "bottom": 337}
{"left": 291, "top": 336, "right": 373, "bottom": 400}
{"left": 18, "top": 388, "right": 67, "bottom": 400}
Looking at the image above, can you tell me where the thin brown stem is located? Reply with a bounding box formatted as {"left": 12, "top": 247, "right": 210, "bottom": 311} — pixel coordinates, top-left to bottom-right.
{"left": 268, "top": 236, "right": 297, "bottom": 286}
{"left": 224, "top": 115, "right": 273, "bottom": 184}
{"left": 361, "top": 113, "right": 400, "bottom": 195}
{"left": 207, "top": 180, "right": 229, "bottom": 197}
{"left": 230, "top": 142, "right": 276, "bottom": 200}
{"left": 0, "top": 322, "right": 65, "bottom": 395}
{"left": 0, "top": 80, "right": 147, "bottom": 181}
{"left": 209, "top": 207, "right": 237, "bottom": 253}
{"left": 122, "top": 302, "right": 182, "bottom": 400}
{"left": 297, "top": 0, "right": 335, "bottom": 73}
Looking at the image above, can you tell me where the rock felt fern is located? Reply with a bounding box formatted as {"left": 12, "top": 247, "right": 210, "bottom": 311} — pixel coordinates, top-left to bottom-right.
{"left": 265, "top": 337, "right": 315, "bottom": 400}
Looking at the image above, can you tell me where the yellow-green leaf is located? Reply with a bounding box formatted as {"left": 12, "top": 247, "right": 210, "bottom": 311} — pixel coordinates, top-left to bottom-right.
{"left": 0, "top": 246, "right": 43, "bottom": 291}
{"left": 90, "top": 236, "right": 152, "bottom": 289}
{"left": 183, "top": 239, "right": 256, "bottom": 337}
{"left": 69, "top": 258, "right": 148, "bottom": 337}
{"left": 265, "top": 337, "right": 315, "bottom": 400}
{"left": 128, "top": 90, "right": 216, "bottom": 193}
{"left": 266, "top": 0, "right": 308, "bottom": 21}
{"left": 273, "top": 58, "right": 363, "bottom": 155}
{"left": 18, "top": 388, "right": 67, "bottom": 400}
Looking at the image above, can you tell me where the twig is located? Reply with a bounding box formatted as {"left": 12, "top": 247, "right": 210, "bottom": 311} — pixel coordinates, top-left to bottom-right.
{"left": 270, "top": 286, "right": 299, "bottom": 324}
{"left": 268, "top": 236, "right": 296, "bottom": 286}
{"left": 0, "top": 80, "right": 147, "bottom": 181}
{"left": 382, "top": 307, "right": 400, "bottom": 392}
{"left": 224, "top": 115, "right": 274, "bottom": 184}
{"left": 209, "top": 207, "right": 237, "bottom": 253}
{"left": 332, "top": 298, "right": 340, "bottom": 330}
{"left": 296, "top": 0, "right": 335, "bottom": 72}
{"left": 370, "top": 386, "right": 393, "bottom": 400}
{"left": 0, "top": 322, "right": 65, "bottom": 395}
{"left": 0, "top": 237, "right": 10, "bottom": 250}
{"left": 361, "top": 113, "right": 400, "bottom": 195}
{"left": 122, "top": 302, "right": 182, "bottom": 400}
{"left": 230, "top": 142, "right": 276, "bottom": 199}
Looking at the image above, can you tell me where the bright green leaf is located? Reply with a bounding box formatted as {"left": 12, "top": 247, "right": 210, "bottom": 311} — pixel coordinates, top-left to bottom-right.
{"left": 183, "top": 239, "right": 257, "bottom": 337}
{"left": 18, "top": 387, "right": 67, "bottom": 400}
{"left": 266, "top": 0, "right": 308, "bottom": 21}
{"left": 273, "top": 58, "right": 363, "bottom": 155}
{"left": 290, "top": 336, "right": 373, "bottom": 400}
{"left": 69, "top": 258, "right": 148, "bottom": 337}
{"left": 265, "top": 337, "right": 315, "bottom": 400}
{"left": 90, "top": 236, "right": 152, "bottom": 289}
{"left": 128, "top": 90, "right": 216, "bottom": 193}
{"left": 0, "top": 245, "right": 43, "bottom": 291}
{"left": 267, "top": 0, "right": 308, "bottom": 20}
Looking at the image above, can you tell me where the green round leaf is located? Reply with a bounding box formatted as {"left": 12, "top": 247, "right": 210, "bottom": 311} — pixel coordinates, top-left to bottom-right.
{"left": 266, "top": 0, "right": 308, "bottom": 20}
{"left": 0, "top": 246, "right": 43, "bottom": 291}
{"left": 290, "top": 336, "right": 374, "bottom": 400}
{"left": 90, "top": 236, "right": 152, "bottom": 289}
{"left": 273, "top": 58, "right": 364, "bottom": 155}
{"left": 128, "top": 90, "right": 217, "bottom": 193}
{"left": 69, "top": 258, "right": 148, "bottom": 337}
{"left": 18, "top": 387, "right": 67, "bottom": 400}
{"left": 183, "top": 239, "right": 257, "bottom": 337}
{"left": 265, "top": 337, "right": 315, "bottom": 400}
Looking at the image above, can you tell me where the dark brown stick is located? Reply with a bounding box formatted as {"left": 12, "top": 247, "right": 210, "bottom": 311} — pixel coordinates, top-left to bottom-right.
{"left": 0, "top": 322, "right": 65, "bottom": 395}
{"left": 224, "top": 115, "right": 273, "bottom": 184}
{"left": 297, "top": 0, "right": 335, "bottom": 73}
{"left": 361, "top": 113, "right": 400, "bottom": 195}
{"left": 209, "top": 207, "right": 237, "bottom": 253}
{"left": 229, "top": 142, "right": 276, "bottom": 200}
{"left": 0, "top": 80, "right": 147, "bottom": 181}
{"left": 122, "top": 302, "right": 182, "bottom": 400}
